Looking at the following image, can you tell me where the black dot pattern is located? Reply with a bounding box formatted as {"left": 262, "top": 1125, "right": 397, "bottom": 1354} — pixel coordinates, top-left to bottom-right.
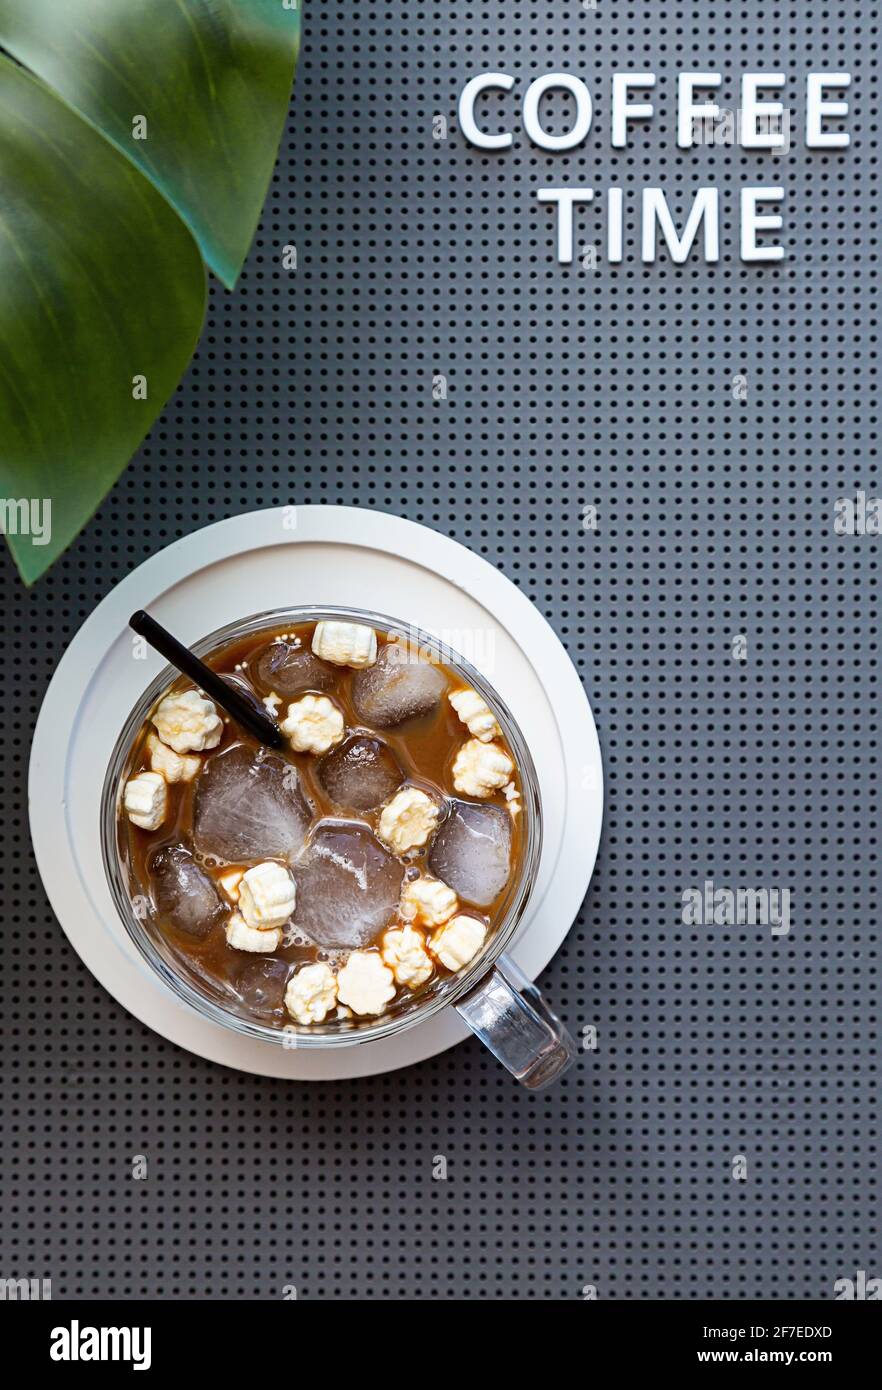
{"left": 2, "top": 5, "right": 880, "bottom": 1300}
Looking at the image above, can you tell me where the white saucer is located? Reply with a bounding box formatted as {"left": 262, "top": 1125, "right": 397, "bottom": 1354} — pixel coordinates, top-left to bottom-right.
{"left": 29, "top": 506, "right": 603, "bottom": 1079}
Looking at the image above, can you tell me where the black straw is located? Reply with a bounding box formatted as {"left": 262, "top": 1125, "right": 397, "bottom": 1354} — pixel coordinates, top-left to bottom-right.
{"left": 129, "top": 610, "right": 285, "bottom": 750}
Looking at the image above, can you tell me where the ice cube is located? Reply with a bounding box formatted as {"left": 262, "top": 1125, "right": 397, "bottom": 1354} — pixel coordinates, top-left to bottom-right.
{"left": 291, "top": 820, "right": 404, "bottom": 949}
{"left": 316, "top": 735, "right": 404, "bottom": 811}
{"left": 252, "top": 640, "right": 337, "bottom": 697}
{"left": 234, "top": 957, "right": 291, "bottom": 1019}
{"left": 428, "top": 798, "right": 512, "bottom": 907}
{"left": 149, "top": 845, "right": 226, "bottom": 939}
{"left": 193, "top": 742, "right": 313, "bottom": 864}
{"left": 351, "top": 640, "right": 447, "bottom": 728}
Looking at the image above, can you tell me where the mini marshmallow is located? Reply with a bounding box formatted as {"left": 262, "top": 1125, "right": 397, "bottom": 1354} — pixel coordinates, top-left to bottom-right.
{"left": 151, "top": 689, "right": 223, "bottom": 754}
{"left": 502, "top": 780, "right": 522, "bottom": 819}
{"left": 238, "top": 861, "right": 297, "bottom": 929}
{"left": 146, "top": 732, "right": 200, "bottom": 784}
{"left": 430, "top": 914, "right": 488, "bottom": 972}
{"left": 400, "top": 875, "right": 458, "bottom": 928}
{"left": 449, "top": 687, "right": 502, "bottom": 743}
{"left": 377, "top": 786, "right": 440, "bottom": 854}
{"left": 280, "top": 694, "right": 344, "bottom": 754}
{"left": 382, "top": 925, "right": 434, "bottom": 989}
{"left": 451, "top": 738, "right": 514, "bottom": 798}
{"left": 284, "top": 962, "right": 338, "bottom": 1024}
{"left": 123, "top": 771, "right": 168, "bottom": 830}
{"left": 335, "top": 951, "right": 396, "bottom": 1016}
{"left": 311, "top": 620, "right": 377, "bottom": 668}
{"left": 225, "top": 913, "right": 283, "bottom": 953}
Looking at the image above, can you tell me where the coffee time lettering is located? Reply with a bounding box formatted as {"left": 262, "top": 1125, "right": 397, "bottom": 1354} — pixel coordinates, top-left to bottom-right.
{"left": 458, "top": 70, "right": 851, "bottom": 263}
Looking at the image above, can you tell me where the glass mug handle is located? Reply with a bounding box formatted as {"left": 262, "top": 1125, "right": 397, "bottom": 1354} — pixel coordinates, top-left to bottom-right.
{"left": 454, "top": 955, "right": 578, "bottom": 1090}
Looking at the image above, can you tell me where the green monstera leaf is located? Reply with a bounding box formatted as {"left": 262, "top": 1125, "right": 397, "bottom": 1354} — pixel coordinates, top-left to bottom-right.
{"left": 0, "top": 60, "right": 207, "bottom": 583}
{"left": 0, "top": 0, "right": 300, "bottom": 583}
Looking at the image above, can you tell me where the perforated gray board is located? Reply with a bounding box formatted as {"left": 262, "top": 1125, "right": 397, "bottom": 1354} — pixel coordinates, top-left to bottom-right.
{"left": 2, "top": 3, "right": 879, "bottom": 1301}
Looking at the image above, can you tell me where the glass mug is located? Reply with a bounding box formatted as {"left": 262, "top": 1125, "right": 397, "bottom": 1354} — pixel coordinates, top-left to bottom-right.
{"left": 101, "top": 606, "right": 578, "bottom": 1089}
